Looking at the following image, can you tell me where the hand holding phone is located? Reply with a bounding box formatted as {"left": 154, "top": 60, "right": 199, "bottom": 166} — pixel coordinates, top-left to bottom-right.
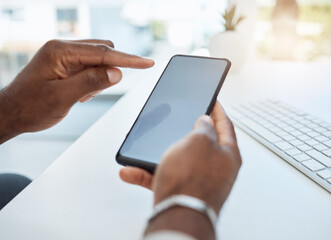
{"left": 120, "top": 101, "right": 242, "bottom": 212}
{"left": 120, "top": 102, "right": 242, "bottom": 240}
{"left": 116, "top": 55, "right": 231, "bottom": 172}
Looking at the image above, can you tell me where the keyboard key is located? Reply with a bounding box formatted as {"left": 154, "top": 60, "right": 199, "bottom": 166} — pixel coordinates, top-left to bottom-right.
{"left": 322, "top": 149, "right": 331, "bottom": 157}
{"left": 301, "top": 160, "right": 325, "bottom": 172}
{"left": 315, "top": 135, "right": 329, "bottom": 142}
{"left": 297, "top": 144, "right": 312, "bottom": 152}
{"left": 283, "top": 126, "right": 295, "bottom": 132}
{"left": 269, "top": 126, "right": 281, "bottom": 133}
{"left": 314, "top": 127, "right": 327, "bottom": 133}
{"left": 258, "top": 119, "right": 270, "bottom": 125}
{"left": 305, "top": 139, "right": 319, "bottom": 146}
{"left": 275, "top": 122, "right": 288, "bottom": 128}
{"left": 291, "top": 116, "right": 305, "bottom": 123}
{"left": 278, "top": 116, "right": 291, "bottom": 122}
{"left": 290, "top": 130, "right": 303, "bottom": 137}
{"left": 327, "top": 179, "right": 331, "bottom": 184}
{"left": 293, "top": 153, "right": 311, "bottom": 162}
{"left": 306, "top": 131, "right": 320, "bottom": 138}
{"left": 306, "top": 123, "right": 319, "bottom": 129}
{"left": 313, "top": 144, "right": 329, "bottom": 151}
{"left": 300, "top": 119, "right": 311, "bottom": 125}
{"left": 320, "top": 122, "right": 331, "bottom": 128}
{"left": 321, "top": 131, "right": 331, "bottom": 137}
{"left": 292, "top": 123, "right": 305, "bottom": 129}
{"left": 270, "top": 119, "right": 282, "bottom": 125}
{"left": 263, "top": 123, "right": 274, "bottom": 129}
{"left": 299, "top": 127, "right": 312, "bottom": 133}
{"left": 297, "top": 135, "right": 311, "bottom": 141}
{"left": 281, "top": 135, "right": 296, "bottom": 141}
{"left": 275, "top": 130, "right": 288, "bottom": 137}
{"left": 289, "top": 139, "right": 304, "bottom": 147}
{"left": 286, "top": 119, "right": 297, "bottom": 125}
{"left": 285, "top": 148, "right": 302, "bottom": 156}
{"left": 275, "top": 142, "right": 294, "bottom": 151}
{"left": 239, "top": 118, "right": 282, "bottom": 143}
{"left": 323, "top": 140, "right": 331, "bottom": 148}
{"left": 316, "top": 169, "right": 331, "bottom": 179}
{"left": 312, "top": 119, "right": 325, "bottom": 125}
{"left": 306, "top": 149, "right": 331, "bottom": 167}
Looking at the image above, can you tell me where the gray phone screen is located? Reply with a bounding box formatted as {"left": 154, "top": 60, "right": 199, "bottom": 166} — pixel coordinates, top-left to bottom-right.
{"left": 120, "top": 56, "right": 228, "bottom": 164}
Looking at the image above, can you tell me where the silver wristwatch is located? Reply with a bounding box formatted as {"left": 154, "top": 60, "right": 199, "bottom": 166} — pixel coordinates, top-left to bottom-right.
{"left": 149, "top": 194, "right": 218, "bottom": 234}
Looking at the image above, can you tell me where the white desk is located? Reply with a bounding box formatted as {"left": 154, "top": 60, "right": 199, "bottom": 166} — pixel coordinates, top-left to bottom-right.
{"left": 0, "top": 60, "right": 330, "bottom": 240}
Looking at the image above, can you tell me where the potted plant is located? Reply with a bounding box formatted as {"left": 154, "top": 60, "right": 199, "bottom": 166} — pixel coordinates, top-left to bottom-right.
{"left": 209, "top": 5, "right": 246, "bottom": 72}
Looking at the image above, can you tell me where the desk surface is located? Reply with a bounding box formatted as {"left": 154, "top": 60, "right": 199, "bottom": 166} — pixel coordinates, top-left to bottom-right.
{"left": 0, "top": 60, "right": 330, "bottom": 240}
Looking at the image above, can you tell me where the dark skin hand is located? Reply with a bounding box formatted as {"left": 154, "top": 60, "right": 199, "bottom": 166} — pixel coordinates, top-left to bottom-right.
{"left": 120, "top": 102, "right": 242, "bottom": 240}
{"left": 0, "top": 39, "right": 154, "bottom": 144}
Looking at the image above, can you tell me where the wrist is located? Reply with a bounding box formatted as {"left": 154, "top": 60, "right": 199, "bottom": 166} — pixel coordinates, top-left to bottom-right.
{"left": 155, "top": 189, "right": 223, "bottom": 214}
{"left": 146, "top": 195, "right": 218, "bottom": 240}
{"left": 145, "top": 206, "right": 215, "bottom": 240}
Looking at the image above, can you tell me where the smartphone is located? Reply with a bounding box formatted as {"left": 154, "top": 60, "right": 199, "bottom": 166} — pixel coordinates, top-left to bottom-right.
{"left": 116, "top": 55, "right": 231, "bottom": 173}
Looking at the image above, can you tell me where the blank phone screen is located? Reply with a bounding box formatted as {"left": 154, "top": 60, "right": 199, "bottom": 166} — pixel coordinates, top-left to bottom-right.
{"left": 119, "top": 56, "right": 228, "bottom": 164}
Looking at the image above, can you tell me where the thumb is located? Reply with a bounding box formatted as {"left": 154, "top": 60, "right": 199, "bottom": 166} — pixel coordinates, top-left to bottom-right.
{"left": 61, "top": 67, "right": 122, "bottom": 103}
{"left": 194, "top": 115, "right": 214, "bottom": 129}
{"left": 193, "top": 115, "right": 218, "bottom": 142}
{"left": 119, "top": 167, "right": 153, "bottom": 190}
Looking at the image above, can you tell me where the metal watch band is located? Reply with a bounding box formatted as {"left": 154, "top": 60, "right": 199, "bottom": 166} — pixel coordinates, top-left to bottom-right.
{"left": 148, "top": 195, "right": 218, "bottom": 234}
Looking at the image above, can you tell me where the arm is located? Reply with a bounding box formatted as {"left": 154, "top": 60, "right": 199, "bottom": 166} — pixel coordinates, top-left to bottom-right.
{"left": 120, "top": 102, "right": 242, "bottom": 240}
{"left": 0, "top": 88, "right": 18, "bottom": 143}
{"left": 0, "top": 39, "right": 154, "bottom": 144}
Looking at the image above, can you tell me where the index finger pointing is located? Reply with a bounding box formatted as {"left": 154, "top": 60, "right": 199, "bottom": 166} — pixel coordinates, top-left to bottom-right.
{"left": 211, "top": 101, "right": 237, "bottom": 146}
{"left": 104, "top": 48, "right": 155, "bottom": 69}
{"left": 62, "top": 41, "right": 154, "bottom": 69}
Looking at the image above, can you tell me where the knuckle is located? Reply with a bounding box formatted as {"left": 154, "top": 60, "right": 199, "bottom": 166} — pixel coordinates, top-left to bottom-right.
{"left": 44, "top": 39, "right": 61, "bottom": 51}
{"left": 96, "top": 44, "right": 110, "bottom": 53}
{"left": 96, "top": 44, "right": 111, "bottom": 64}
{"left": 105, "top": 40, "right": 114, "bottom": 48}
{"left": 42, "top": 39, "right": 64, "bottom": 59}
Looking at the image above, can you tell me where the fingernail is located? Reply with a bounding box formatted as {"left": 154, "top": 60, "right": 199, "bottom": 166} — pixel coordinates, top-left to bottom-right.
{"left": 80, "top": 96, "right": 93, "bottom": 103}
{"left": 107, "top": 69, "right": 121, "bottom": 84}
{"left": 144, "top": 57, "right": 154, "bottom": 62}
{"left": 201, "top": 115, "right": 213, "bottom": 124}
{"left": 145, "top": 58, "right": 155, "bottom": 65}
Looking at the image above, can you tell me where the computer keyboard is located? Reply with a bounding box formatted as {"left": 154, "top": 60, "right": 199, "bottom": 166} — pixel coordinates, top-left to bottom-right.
{"left": 226, "top": 100, "right": 331, "bottom": 193}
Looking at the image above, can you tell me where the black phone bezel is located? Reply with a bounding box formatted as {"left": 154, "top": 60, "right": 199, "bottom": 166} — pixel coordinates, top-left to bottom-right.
{"left": 116, "top": 54, "right": 231, "bottom": 173}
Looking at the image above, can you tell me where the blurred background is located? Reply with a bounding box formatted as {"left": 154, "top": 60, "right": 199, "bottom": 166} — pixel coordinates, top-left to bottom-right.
{"left": 0, "top": 0, "right": 331, "bottom": 179}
